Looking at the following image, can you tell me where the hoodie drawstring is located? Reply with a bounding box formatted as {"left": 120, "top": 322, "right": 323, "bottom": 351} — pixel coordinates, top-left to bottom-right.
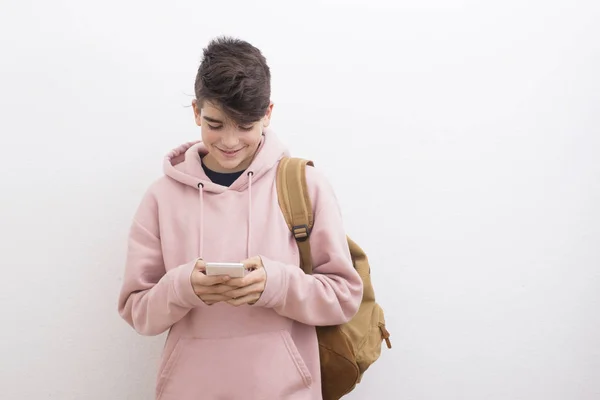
{"left": 247, "top": 171, "right": 254, "bottom": 259}
{"left": 196, "top": 172, "right": 253, "bottom": 261}
{"left": 197, "top": 182, "right": 204, "bottom": 258}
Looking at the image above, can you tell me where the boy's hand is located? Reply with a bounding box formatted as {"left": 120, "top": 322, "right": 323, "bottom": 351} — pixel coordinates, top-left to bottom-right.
{"left": 223, "top": 256, "right": 266, "bottom": 306}
{"left": 190, "top": 259, "right": 235, "bottom": 305}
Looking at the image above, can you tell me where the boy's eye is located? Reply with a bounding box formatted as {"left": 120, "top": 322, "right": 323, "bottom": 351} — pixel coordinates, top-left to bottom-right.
{"left": 207, "top": 124, "right": 253, "bottom": 131}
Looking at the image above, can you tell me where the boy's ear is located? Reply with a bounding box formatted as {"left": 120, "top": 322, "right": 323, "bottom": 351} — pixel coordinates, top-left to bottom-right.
{"left": 192, "top": 99, "right": 202, "bottom": 127}
{"left": 262, "top": 102, "right": 274, "bottom": 127}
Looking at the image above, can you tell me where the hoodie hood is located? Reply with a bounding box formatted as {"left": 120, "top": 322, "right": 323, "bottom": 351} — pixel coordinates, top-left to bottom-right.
{"left": 162, "top": 128, "right": 290, "bottom": 259}
{"left": 163, "top": 128, "right": 289, "bottom": 193}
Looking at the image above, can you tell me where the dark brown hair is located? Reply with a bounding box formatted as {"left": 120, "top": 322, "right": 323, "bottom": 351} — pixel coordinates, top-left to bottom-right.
{"left": 194, "top": 36, "right": 271, "bottom": 125}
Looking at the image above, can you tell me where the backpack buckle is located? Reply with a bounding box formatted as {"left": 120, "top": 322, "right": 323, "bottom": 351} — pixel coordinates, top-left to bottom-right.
{"left": 292, "top": 224, "right": 310, "bottom": 242}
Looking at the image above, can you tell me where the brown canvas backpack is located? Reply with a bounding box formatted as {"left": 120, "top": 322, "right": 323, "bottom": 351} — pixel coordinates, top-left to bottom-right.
{"left": 276, "top": 157, "right": 392, "bottom": 400}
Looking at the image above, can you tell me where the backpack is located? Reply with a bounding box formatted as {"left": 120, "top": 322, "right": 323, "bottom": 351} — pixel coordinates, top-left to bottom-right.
{"left": 276, "top": 157, "right": 392, "bottom": 400}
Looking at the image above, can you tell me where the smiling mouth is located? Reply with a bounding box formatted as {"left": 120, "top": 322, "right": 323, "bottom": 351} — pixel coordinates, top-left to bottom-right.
{"left": 218, "top": 148, "right": 242, "bottom": 157}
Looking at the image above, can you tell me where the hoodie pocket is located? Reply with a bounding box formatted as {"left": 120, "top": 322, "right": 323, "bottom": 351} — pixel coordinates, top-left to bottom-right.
{"left": 156, "top": 330, "right": 312, "bottom": 400}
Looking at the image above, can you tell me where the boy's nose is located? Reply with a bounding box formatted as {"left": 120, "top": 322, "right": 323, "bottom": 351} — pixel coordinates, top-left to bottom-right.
{"left": 221, "top": 131, "right": 240, "bottom": 148}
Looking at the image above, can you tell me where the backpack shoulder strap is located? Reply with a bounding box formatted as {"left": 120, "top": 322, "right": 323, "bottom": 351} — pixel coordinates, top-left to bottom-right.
{"left": 276, "top": 157, "right": 314, "bottom": 274}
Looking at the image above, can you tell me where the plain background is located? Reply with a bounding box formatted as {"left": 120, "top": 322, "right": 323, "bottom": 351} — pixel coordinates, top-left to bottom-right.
{"left": 1, "top": 0, "right": 599, "bottom": 399}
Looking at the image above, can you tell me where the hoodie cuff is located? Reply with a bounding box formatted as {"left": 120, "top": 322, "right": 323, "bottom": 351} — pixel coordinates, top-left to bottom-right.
{"left": 253, "top": 256, "right": 287, "bottom": 308}
{"left": 172, "top": 259, "right": 207, "bottom": 308}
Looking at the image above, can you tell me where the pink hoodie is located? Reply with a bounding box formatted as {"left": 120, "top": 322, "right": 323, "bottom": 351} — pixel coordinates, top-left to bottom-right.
{"left": 118, "top": 129, "right": 363, "bottom": 400}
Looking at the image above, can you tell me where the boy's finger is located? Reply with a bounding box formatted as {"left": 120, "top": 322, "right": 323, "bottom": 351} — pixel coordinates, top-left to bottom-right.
{"left": 240, "top": 256, "right": 262, "bottom": 268}
{"left": 223, "top": 282, "right": 262, "bottom": 299}
{"left": 201, "top": 294, "right": 230, "bottom": 302}
{"left": 199, "top": 274, "right": 231, "bottom": 286}
{"left": 230, "top": 268, "right": 265, "bottom": 287}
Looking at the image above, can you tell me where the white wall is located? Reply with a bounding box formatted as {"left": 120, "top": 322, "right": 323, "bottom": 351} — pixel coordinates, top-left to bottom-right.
{"left": 1, "top": 0, "right": 599, "bottom": 399}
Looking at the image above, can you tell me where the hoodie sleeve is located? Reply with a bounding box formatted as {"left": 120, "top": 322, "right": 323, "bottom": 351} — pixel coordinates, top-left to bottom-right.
{"left": 253, "top": 167, "right": 364, "bottom": 326}
{"left": 117, "top": 188, "right": 206, "bottom": 336}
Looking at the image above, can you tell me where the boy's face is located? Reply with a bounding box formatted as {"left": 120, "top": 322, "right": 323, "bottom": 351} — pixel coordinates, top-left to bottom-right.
{"left": 192, "top": 100, "right": 273, "bottom": 173}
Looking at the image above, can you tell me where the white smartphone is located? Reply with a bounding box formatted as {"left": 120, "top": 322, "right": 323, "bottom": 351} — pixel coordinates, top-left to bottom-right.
{"left": 205, "top": 262, "right": 246, "bottom": 278}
